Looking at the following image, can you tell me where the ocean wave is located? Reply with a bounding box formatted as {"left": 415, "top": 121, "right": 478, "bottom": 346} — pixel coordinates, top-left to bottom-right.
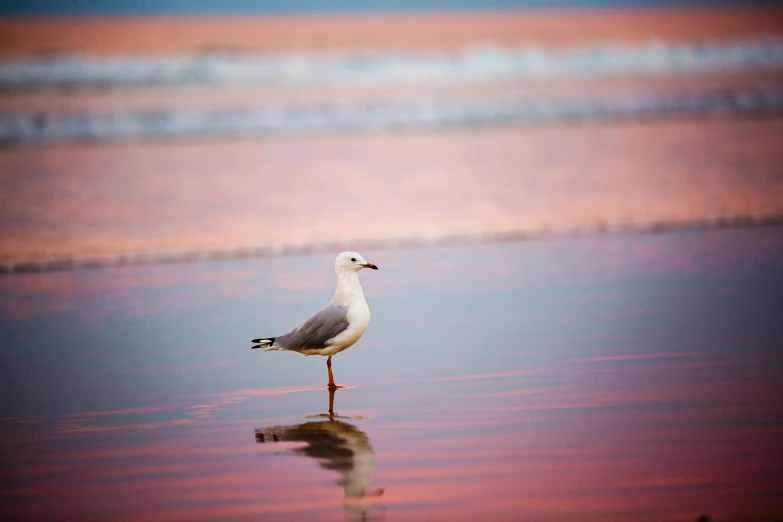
{"left": 1, "top": 86, "right": 781, "bottom": 143}
{"left": 2, "top": 38, "right": 783, "bottom": 87}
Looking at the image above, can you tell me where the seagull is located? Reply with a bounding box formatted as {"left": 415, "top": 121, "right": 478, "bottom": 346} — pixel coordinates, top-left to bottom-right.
{"left": 251, "top": 251, "right": 378, "bottom": 390}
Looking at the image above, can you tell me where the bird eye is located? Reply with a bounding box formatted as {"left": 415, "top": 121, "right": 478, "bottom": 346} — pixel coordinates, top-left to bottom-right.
{"left": 351, "top": 257, "right": 356, "bottom": 262}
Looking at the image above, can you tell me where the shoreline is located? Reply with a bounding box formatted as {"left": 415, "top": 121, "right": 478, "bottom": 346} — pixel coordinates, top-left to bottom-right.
{"left": 2, "top": 213, "right": 782, "bottom": 274}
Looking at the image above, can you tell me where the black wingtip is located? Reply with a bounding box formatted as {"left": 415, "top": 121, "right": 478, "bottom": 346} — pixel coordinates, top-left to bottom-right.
{"left": 250, "top": 337, "right": 275, "bottom": 349}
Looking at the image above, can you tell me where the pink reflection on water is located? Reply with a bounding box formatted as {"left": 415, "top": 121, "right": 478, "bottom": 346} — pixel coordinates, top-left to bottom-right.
{"left": 1, "top": 229, "right": 782, "bottom": 520}
{"left": 2, "top": 348, "right": 781, "bottom": 521}
{"left": 2, "top": 227, "right": 782, "bottom": 322}
{"left": 578, "top": 351, "right": 700, "bottom": 362}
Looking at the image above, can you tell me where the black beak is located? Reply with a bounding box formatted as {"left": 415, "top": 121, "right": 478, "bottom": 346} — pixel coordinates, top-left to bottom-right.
{"left": 363, "top": 263, "right": 378, "bottom": 270}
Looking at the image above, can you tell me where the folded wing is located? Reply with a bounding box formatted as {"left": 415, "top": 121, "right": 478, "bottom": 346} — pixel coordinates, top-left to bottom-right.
{"left": 275, "top": 305, "right": 350, "bottom": 352}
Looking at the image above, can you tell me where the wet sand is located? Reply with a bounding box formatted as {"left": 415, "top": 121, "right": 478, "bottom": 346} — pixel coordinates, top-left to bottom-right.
{"left": 2, "top": 6, "right": 783, "bottom": 56}
{"left": 2, "top": 117, "right": 782, "bottom": 266}
{"left": 1, "top": 227, "right": 781, "bottom": 521}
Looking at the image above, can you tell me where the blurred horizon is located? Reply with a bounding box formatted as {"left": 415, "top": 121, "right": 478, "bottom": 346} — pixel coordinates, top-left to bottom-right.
{"left": 1, "top": 2, "right": 782, "bottom": 274}
{"left": 0, "top": 0, "right": 776, "bottom": 15}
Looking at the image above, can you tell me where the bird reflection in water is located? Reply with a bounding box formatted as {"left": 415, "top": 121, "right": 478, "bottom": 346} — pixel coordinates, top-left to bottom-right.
{"left": 255, "top": 388, "right": 384, "bottom": 520}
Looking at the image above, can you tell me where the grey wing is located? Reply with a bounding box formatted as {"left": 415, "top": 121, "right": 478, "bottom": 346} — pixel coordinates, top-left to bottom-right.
{"left": 275, "top": 305, "right": 349, "bottom": 351}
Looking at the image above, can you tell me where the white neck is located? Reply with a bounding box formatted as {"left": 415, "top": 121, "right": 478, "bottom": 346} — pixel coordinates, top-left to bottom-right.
{"left": 331, "top": 269, "right": 365, "bottom": 307}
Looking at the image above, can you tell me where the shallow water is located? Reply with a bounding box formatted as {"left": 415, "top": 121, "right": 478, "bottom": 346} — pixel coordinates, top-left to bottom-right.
{"left": 1, "top": 227, "right": 782, "bottom": 521}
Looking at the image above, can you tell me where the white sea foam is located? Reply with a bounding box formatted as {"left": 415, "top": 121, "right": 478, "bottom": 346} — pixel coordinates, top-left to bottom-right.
{"left": 1, "top": 38, "right": 782, "bottom": 143}
{"left": 1, "top": 38, "right": 783, "bottom": 87}
{"left": 1, "top": 87, "right": 781, "bottom": 143}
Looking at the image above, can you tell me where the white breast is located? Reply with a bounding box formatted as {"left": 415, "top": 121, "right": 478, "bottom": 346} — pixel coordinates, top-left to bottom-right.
{"left": 323, "top": 268, "right": 372, "bottom": 356}
{"left": 323, "top": 298, "right": 370, "bottom": 356}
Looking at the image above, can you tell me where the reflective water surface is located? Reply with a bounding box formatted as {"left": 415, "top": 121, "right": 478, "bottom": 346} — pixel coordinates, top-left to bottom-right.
{"left": 1, "top": 227, "right": 782, "bottom": 521}
{"left": 255, "top": 388, "right": 384, "bottom": 521}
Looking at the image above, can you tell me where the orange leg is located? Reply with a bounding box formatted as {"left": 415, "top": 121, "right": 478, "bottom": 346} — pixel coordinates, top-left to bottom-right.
{"left": 326, "top": 356, "right": 342, "bottom": 390}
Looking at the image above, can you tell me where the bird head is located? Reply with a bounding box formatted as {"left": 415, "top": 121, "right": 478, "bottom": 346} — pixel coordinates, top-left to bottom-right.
{"left": 335, "top": 251, "right": 378, "bottom": 273}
